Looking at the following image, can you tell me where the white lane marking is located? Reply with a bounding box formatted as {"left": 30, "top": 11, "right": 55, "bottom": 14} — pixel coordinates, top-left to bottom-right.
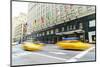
{"left": 13, "top": 52, "right": 32, "bottom": 58}
{"left": 12, "top": 51, "right": 68, "bottom": 61}
{"left": 52, "top": 46, "right": 58, "bottom": 48}
{"left": 13, "top": 51, "right": 68, "bottom": 61}
{"left": 66, "top": 46, "right": 95, "bottom": 62}
{"left": 49, "top": 52, "right": 66, "bottom": 55}
{"left": 33, "top": 52, "right": 68, "bottom": 61}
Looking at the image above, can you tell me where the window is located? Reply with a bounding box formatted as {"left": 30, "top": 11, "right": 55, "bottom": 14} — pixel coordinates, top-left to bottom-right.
{"left": 79, "top": 23, "right": 83, "bottom": 29}
{"left": 47, "top": 31, "right": 49, "bottom": 35}
{"left": 78, "top": 6, "right": 83, "bottom": 15}
{"left": 87, "top": 6, "right": 95, "bottom": 13}
{"left": 70, "top": 25, "right": 72, "bottom": 30}
{"left": 73, "top": 25, "right": 76, "bottom": 30}
{"left": 51, "top": 30, "right": 53, "bottom": 34}
{"left": 37, "top": 34, "right": 38, "bottom": 37}
{"left": 38, "top": 34, "right": 39, "bottom": 37}
{"left": 40, "top": 33, "right": 42, "bottom": 36}
{"left": 55, "top": 29, "right": 59, "bottom": 33}
{"left": 89, "top": 20, "right": 95, "bottom": 27}
{"left": 62, "top": 27, "right": 64, "bottom": 32}
{"left": 39, "top": 34, "right": 41, "bottom": 36}
{"left": 42, "top": 32, "right": 45, "bottom": 36}
{"left": 67, "top": 26, "right": 69, "bottom": 31}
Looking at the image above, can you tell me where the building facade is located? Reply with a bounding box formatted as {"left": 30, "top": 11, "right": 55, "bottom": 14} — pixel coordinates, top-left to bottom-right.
{"left": 14, "top": 23, "right": 27, "bottom": 42}
{"left": 27, "top": 3, "right": 96, "bottom": 44}
{"left": 12, "top": 13, "right": 27, "bottom": 42}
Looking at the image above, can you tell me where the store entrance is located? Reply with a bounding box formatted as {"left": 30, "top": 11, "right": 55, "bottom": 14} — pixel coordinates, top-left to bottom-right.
{"left": 61, "top": 33, "right": 84, "bottom": 42}
{"left": 53, "top": 31, "right": 85, "bottom": 44}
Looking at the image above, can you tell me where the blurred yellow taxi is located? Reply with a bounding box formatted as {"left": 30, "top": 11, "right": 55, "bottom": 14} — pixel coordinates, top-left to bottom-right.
{"left": 21, "top": 42, "right": 44, "bottom": 51}
{"left": 56, "top": 40, "right": 92, "bottom": 50}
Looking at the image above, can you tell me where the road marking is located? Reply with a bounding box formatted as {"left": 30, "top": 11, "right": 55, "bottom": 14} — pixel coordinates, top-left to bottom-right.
{"left": 66, "top": 46, "right": 95, "bottom": 62}
{"left": 13, "top": 51, "right": 68, "bottom": 61}
{"left": 13, "top": 52, "right": 32, "bottom": 58}
{"left": 12, "top": 46, "right": 95, "bottom": 62}
{"left": 49, "top": 52, "right": 66, "bottom": 55}
{"left": 33, "top": 52, "right": 68, "bottom": 61}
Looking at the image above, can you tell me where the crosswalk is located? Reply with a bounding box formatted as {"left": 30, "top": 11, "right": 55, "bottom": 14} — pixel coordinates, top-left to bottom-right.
{"left": 48, "top": 52, "right": 67, "bottom": 55}
{"left": 66, "top": 46, "right": 95, "bottom": 62}
{"left": 12, "top": 52, "right": 32, "bottom": 58}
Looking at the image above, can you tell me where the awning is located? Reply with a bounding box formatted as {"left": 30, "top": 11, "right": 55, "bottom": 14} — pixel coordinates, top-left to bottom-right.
{"left": 56, "top": 29, "right": 84, "bottom": 35}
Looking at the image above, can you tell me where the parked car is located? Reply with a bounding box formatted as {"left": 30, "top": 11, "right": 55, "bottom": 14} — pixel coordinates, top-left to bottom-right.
{"left": 56, "top": 40, "right": 92, "bottom": 50}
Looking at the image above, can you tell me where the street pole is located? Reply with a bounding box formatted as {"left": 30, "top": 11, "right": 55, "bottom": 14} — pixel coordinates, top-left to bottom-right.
{"left": 84, "top": 31, "right": 85, "bottom": 43}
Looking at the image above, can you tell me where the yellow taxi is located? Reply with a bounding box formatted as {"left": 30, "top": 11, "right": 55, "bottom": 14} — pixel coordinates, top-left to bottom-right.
{"left": 56, "top": 40, "right": 92, "bottom": 50}
{"left": 21, "top": 42, "right": 44, "bottom": 51}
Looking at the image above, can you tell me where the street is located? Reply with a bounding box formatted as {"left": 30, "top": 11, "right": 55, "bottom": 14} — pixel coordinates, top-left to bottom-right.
{"left": 12, "top": 44, "right": 95, "bottom": 66}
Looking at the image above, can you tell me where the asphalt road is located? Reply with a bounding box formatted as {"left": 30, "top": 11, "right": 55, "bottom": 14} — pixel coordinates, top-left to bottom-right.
{"left": 12, "top": 44, "right": 95, "bottom": 66}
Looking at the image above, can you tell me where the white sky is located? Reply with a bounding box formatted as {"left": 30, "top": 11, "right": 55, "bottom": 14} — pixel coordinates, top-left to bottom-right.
{"left": 12, "top": 1, "right": 28, "bottom": 17}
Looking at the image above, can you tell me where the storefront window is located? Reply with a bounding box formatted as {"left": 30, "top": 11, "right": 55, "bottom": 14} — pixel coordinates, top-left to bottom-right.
{"left": 55, "top": 29, "right": 59, "bottom": 33}
{"left": 38, "top": 34, "right": 39, "bottom": 37}
{"left": 67, "top": 26, "right": 69, "bottom": 31}
{"left": 73, "top": 25, "right": 76, "bottom": 30}
{"left": 62, "top": 27, "right": 64, "bottom": 32}
{"left": 42, "top": 32, "right": 45, "bottom": 36}
{"left": 51, "top": 30, "right": 53, "bottom": 34}
{"left": 37, "top": 34, "right": 38, "bottom": 37}
{"left": 79, "top": 23, "right": 83, "bottom": 29}
{"left": 40, "top": 34, "right": 41, "bottom": 36}
{"left": 70, "top": 25, "right": 72, "bottom": 30}
{"left": 89, "top": 20, "right": 95, "bottom": 27}
{"left": 47, "top": 31, "right": 49, "bottom": 35}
